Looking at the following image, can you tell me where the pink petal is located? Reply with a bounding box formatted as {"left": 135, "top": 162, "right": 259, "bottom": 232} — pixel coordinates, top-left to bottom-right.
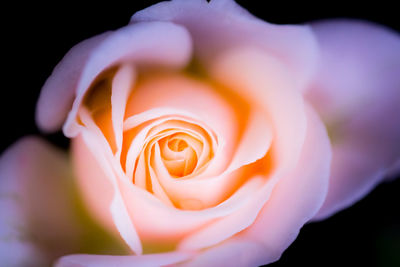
{"left": 306, "top": 20, "right": 400, "bottom": 220}
{"left": 182, "top": 239, "right": 268, "bottom": 267}
{"left": 123, "top": 109, "right": 219, "bottom": 181}
{"left": 63, "top": 21, "right": 192, "bottom": 137}
{"left": 36, "top": 21, "right": 192, "bottom": 135}
{"left": 166, "top": 47, "right": 311, "bottom": 251}
{"left": 36, "top": 32, "right": 111, "bottom": 133}
{"left": 74, "top": 113, "right": 143, "bottom": 255}
{"left": 122, "top": 73, "right": 273, "bottom": 209}
{"left": 225, "top": 108, "right": 273, "bottom": 173}
{"left": 55, "top": 251, "right": 195, "bottom": 267}
{"left": 187, "top": 105, "right": 331, "bottom": 266}
{"left": 131, "top": 0, "right": 319, "bottom": 90}
{"left": 183, "top": 104, "right": 331, "bottom": 255}
{"left": 0, "top": 137, "right": 83, "bottom": 266}
{"left": 148, "top": 113, "right": 272, "bottom": 210}
{"left": 210, "top": 47, "right": 307, "bottom": 172}
{"left": 73, "top": 134, "right": 265, "bottom": 248}
{"left": 111, "top": 64, "right": 136, "bottom": 158}
{"left": 178, "top": 176, "right": 268, "bottom": 251}
{"left": 124, "top": 74, "right": 238, "bottom": 176}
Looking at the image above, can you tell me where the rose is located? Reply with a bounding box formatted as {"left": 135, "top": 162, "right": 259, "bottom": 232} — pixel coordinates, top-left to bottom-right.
{"left": 1, "top": 1, "right": 399, "bottom": 267}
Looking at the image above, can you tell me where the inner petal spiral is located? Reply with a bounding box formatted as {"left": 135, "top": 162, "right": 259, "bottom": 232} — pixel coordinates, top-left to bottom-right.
{"left": 122, "top": 115, "right": 216, "bottom": 199}
{"left": 159, "top": 133, "right": 202, "bottom": 177}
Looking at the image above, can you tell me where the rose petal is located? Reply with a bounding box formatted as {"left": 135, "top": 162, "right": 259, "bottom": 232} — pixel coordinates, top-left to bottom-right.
{"left": 225, "top": 109, "right": 273, "bottom": 173}
{"left": 313, "top": 142, "right": 389, "bottom": 221}
{"left": 177, "top": 175, "right": 269, "bottom": 250}
{"left": 55, "top": 251, "right": 195, "bottom": 267}
{"left": 0, "top": 137, "right": 82, "bottom": 266}
{"left": 121, "top": 172, "right": 266, "bottom": 248}
{"left": 306, "top": 20, "right": 400, "bottom": 220}
{"left": 112, "top": 48, "right": 307, "bottom": 250}
{"left": 36, "top": 21, "right": 192, "bottom": 135}
{"left": 64, "top": 21, "right": 192, "bottom": 137}
{"left": 124, "top": 96, "right": 273, "bottom": 211}
{"left": 150, "top": 110, "right": 272, "bottom": 210}
{"left": 111, "top": 64, "right": 136, "bottom": 157}
{"left": 77, "top": 110, "right": 143, "bottom": 255}
{"left": 36, "top": 32, "right": 111, "bottom": 133}
{"left": 73, "top": 134, "right": 267, "bottom": 248}
{"left": 124, "top": 74, "right": 238, "bottom": 175}
{"left": 123, "top": 109, "right": 218, "bottom": 180}
{"left": 185, "top": 105, "right": 331, "bottom": 266}
{"left": 210, "top": 47, "right": 307, "bottom": 172}
{"left": 81, "top": 64, "right": 136, "bottom": 156}
{"left": 131, "top": 0, "right": 319, "bottom": 90}
{"left": 182, "top": 239, "right": 268, "bottom": 267}
{"left": 239, "top": 105, "right": 331, "bottom": 260}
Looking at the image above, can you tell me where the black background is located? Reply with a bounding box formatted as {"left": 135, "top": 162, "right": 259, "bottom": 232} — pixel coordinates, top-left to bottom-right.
{"left": 2, "top": 1, "right": 399, "bottom": 266}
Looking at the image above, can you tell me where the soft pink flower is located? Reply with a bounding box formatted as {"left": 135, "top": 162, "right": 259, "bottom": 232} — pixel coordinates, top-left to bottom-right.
{"left": 1, "top": 1, "right": 399, "bottom": 266}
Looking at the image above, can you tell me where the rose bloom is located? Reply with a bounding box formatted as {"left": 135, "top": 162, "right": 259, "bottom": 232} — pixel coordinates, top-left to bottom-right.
{"left": 1, "top": 1, "right": 400, "bottom": 267}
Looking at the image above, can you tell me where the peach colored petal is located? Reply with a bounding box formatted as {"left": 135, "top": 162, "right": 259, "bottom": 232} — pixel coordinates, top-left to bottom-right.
{"left": 124, "top": 74, "right": 273, "bottom": 181}
{"left": 125, "top": 74, "right": 237, "bottom": 174}
{"left": 131, "top": 0, "right": 319, "bottom": 90}
{"left": 152, "top": 144, "right": 243, "bottom": 210}
{"left": 122, "top": 103, "right": 273, "bottom": 211}
{"left": 178, "top": 176, "right": 269, "bottom": 251}
{"left": 73, "top": 47, "right": 306, "bottom": 251}
{"left": 111, "top": 64, "right": 136, "bottom": 157}
{"left": 149, "top": 110, "right": 272, "bottom": 210}
{"left": 74, "top": 130, "right": 269, "bottom": 248}
{"left": 77, "top": 110, "right": 142, "bottom": 255}
{"left": 147, "top": 157, "right": 176, "bottom": 207}
{"left": 72, "top": 133, "right": 115, "bottom": 234}
{"left": 387, "top": 158, "right": 400, "bottom": 181}
{"left": 58, "top": 21, "right": 192, "bottom": 137}
{"left": 225, "top": 109, "right": 273, "bottom": 173}
{"left": 123, "top": 111, "right": 217, "bottom": 180}
{"left": 182, "top": 239, "right": 268, "bottom": 267}
{"left": 185, "top": 105, "right": 331, "bottom": 266}
{"left": 81, "top": 64, "right": 135, "bottom": 155}
{"left": 237, "top": 105, "right": 331, "bottom": 262}
{"left": 133, "top": 150, "right": 148, "bottom": 190}
{"left": 0, "top": 137, "right": 83, "bottom": 266}
{"left": 36, "top": 32, "right": 111, "bottom": 133}
{"left": 55, "top": 251, "right": 195, "bottom": 267}
{"left": 210, "top": 47, "right": 307, "bottom": 172}
{"left": 306, "top": 20, "right": 400, "bottom": 220}
{"left": 119, "top": 170, "right": 265, "bottom": 245}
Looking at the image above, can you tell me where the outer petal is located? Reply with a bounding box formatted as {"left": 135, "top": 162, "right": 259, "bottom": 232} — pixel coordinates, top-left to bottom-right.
{"left": 185, "top": 105, "right": 331, "bottom": 266}
{"left": 173, "top": 47, "right": 309, "bottom": 251}
{"left": 209, "top": 47, "right": 307, "bottom": 173}
{"left": 112, "top": 64, "right": 136, "bottom": 158}
{"left": 36, "top": 32, "right": 111, "bottom": 133}
{"left": 36, "top": 21, "right": 192, "bottom": 135}
{"left": 55, "top": 251, "right": 195, "bottom": 267}
{"left": 63, "top": 21, "right": 192, "bottom": 137}
{"left": 0, "top": 137, "right": 81, "bottom": 266}
{"left": 307, "top": 20, "right": 400, "bottom": 220}
{"left": 72, "top": 134, "right": 266, "bottom": 250}
{"left": 124, "top": 73, "right": 239, "bottom": 176}
{"left": 183, "top": 239, "right": 268, "bottom": 267}
{"left": 77, "top": 113, "right": 143, "bottom": 255}
{"left": 131, "top": 0, "right": 319, "bottom": 90}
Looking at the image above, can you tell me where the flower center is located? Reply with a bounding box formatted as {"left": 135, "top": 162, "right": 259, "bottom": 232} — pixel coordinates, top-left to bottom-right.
{"left": 159, "top": 133, "right": 200, "bottom": 177}
{"left": 122, "top": 116, "right": 216, "bottom": 192}
{"left": 168, "top": 138, "right": 188, "bottom": 152}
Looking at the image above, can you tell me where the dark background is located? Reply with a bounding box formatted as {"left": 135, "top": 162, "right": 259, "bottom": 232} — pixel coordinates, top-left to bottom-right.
{"left": 2, "top": 1, "right": 399, "bottom": 266}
